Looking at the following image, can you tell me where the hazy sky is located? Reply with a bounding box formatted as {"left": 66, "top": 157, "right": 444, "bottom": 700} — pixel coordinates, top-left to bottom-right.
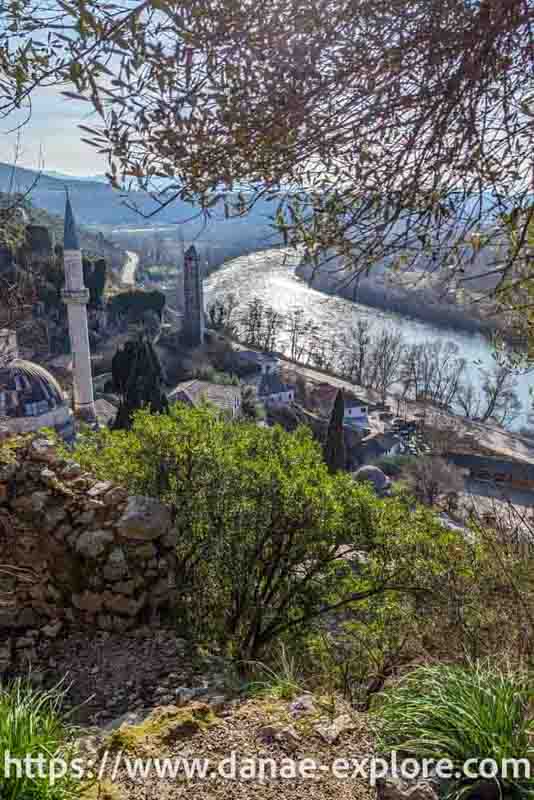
{"left": 1, "top": 85, "right": 106, "bottom": 176}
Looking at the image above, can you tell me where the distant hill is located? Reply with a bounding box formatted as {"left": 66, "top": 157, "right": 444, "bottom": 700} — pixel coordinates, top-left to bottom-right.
{"left": 0, "top": 188, "right": 125, "bottom": 269}
{"left": 0, "top": 162, "right": 282, "bottom": 251}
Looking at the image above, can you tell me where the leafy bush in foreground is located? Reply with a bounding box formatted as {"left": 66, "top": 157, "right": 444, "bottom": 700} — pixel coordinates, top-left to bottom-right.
{"left": 69, "top": 406, "right": 464, "bottom": 662}
{"left": 374, "top": 662, "right": 534, "bottom": 800}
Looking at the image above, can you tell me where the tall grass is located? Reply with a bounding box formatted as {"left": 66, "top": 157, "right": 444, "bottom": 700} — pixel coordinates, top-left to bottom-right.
{"left": 374, "top": 663, "right": 534, "bottom": 799}
{"left": 0, "top": 679, "right": 78, "bottom": 800}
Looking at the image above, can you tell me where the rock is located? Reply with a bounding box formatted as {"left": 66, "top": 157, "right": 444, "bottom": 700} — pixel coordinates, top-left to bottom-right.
{"left": 315, "top": 713, "right": 354, "bottom": 745}
{"left": 104, "top": 591, "right": 146, "bottom": 617}
{"left": 290, "top": 693, "right": 316, "bottom": 717}
{"left": 113, "top": 580, "right": 136, "bottom": 596}
{"left": 376, "top": 771, "right": 441, "bottom": 800}
{"left": 42, "top": 620, "right": 63, "bottom": 638}
{"left": 72, "top": 591, "right": 104, "bottom": 614}
{"left": 87, "top": 481, "right": 114, "bottom": 498}
{"left": 206, "top": 695, "right": 226, "bottom": 712}
{"left": 29, "top": 438, "right": 56, "bottom": 464}
{"left": 17, "top": 608, "right": 40, "bottom": 628}
{"left": 46, "top": 584, "right": 62, "bottom": 603}
{"left": 0, "top": 425, "right": 11, "bottom": 441}
{"left": 0, "top": 639, "right": 12, "bottom": 672}
{"left": 39, "top": 468, "right": 59, "bottom": 488}
{"left": 15, "top": 636, "right": 35, "bottom": 649}
{"left": 43, "top": 506, "right": 68, "bottom": 531}
{"left": 74, "top": 510, "right": 95, "bottom": 527}
{"left": 103, "top": 547, "right": 129, "bottom": 581}
{"left": 75, "top": 529, "right": 114, "bottom": 559}
{"left": 60, "top": 461, "right": 83, "bottom": 480}
{"left": 175, "top": 687, "right": 198, "bottom": 706}
{"left": 116, "top": 496, "right": 171, "bottom": 541}
{"left": 97, "top": 614, "right": 114, "bottom": 631}
{"left": 12, "top": 491, "right": 48, "bottom": 515}
{"left": 104, "top": 487, "right": 128, "bottom": 506}
{"left": 0, "top": 608, "right": 18, "bottom": 628}
{"left": 0, "top": 462, "right": 17, "bottom": 481}
{"left": 105, "top": 711, "right": 147, "bottom": 731}
{"left": 128, "top": 542, "right": 157, "bottom": 562}
{"left": 258, "top": 724, "right": 300, "bottom": 748}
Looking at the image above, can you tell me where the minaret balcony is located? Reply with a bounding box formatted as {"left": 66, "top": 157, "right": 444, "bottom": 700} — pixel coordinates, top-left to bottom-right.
{"left": 61, "top": 288, "right": 90, "bottom": 305}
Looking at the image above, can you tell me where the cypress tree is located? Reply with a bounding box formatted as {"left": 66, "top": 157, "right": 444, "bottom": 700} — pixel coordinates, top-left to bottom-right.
{"left": 111, "top": 334, "right": 168, "bottom": 429}
{"left": 324, "top": 389, "right": 346, "bottom": 473}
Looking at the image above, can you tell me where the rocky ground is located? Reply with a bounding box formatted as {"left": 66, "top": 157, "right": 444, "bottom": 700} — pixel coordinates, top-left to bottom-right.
{"left": 25, "top": 627, "right": 235, "bottom": 726}
{"left": 77, "top": 686, "right": 376, "bottom": 800}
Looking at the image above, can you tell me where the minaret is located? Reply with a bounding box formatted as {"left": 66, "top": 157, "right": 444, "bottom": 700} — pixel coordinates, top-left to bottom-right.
{"left": 61, "top": 192, "right": 96, "bottom": 422}
{"left": 182, "top": 244, "right": 205, "bottom": 346}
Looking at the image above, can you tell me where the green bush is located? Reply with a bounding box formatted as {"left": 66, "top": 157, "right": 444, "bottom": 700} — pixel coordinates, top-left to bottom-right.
{"left": 373, "top": 455, "right": 417, "bottom": 478}
{"left": 374, "top": 662, "right": 534, "bottom": 800}
{"left": 70, "top": 405, "right": 463, "bottom": 663}
{"left": 0, "top": 679, "right": 79, "bottom": 800}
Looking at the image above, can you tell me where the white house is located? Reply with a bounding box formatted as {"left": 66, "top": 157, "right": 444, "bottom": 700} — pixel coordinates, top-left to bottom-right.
{"left": 343, "top": 396, "right": 370, "bottom": 430}
{"left": 258, "top": 372, "right": 296, "bottom": 405}
{"left": 235, "top": 350, "right": 280, "bottom": 376}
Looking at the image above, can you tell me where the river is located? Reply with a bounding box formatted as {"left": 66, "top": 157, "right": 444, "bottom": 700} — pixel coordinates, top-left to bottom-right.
{"left": 203, "top": 247, "right": 534, "bottom": 431}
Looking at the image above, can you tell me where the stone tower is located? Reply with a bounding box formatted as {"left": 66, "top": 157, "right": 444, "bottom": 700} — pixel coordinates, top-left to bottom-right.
{"left": 61, "top": 193, "right": 96, "bottom": 422}
{"left": 182, "top": 244, "right": 205, "bottom": 346}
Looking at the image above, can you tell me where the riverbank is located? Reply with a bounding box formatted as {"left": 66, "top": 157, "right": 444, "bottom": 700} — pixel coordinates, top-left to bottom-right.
{"left": 295, "top": 259, "right": 500, "bottom": 338}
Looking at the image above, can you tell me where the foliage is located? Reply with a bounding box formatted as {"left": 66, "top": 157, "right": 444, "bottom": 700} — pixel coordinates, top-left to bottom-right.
{"left": 1, "top": 0, "right": 533, "bottom": 347}
{"left": 70, "top": 404, "right": 466, "bottom": 661}
{"left": 107, "top": 289, "right": 165, "bottom": 324}
{"left": 0, "top": 679, "right": 79, "bottom": 800}
{"left": 83, "top": 258, "right": 106, "bottom": 307}
{"left": 110, "top": 335, "right": 168, "bottom": 429}
{"left": 401, "top": 455, "right": 464, "bottom": 508}
{"left": 374, "top": 662, "right": 534, "bottom": 800}
{"left": 324, "top": 389, "right": 345, "bottom": 473}
{"left": 240, "top": 384, "right": 260, "bottom": 420}
{"left": 373, "top": 455, "right": 418, "bottom": 479}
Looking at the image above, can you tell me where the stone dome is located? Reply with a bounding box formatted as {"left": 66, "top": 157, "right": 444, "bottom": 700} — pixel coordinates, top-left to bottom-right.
{"left": 353, "top": 465, "right": 390, "bottom": 492}
{"left": 0, "top": 359, "right": 74, "bottom": 439}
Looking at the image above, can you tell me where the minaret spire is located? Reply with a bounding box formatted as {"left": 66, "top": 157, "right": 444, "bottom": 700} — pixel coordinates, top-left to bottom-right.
{"left": 61, "top": 190, "right": 96, "bottom": 422}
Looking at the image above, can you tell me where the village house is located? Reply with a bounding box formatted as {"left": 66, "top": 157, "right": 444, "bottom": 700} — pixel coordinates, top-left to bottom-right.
{"left": 168, "top": 379, "right": 242, "bottom": 419}
{"left": 234, "top": 350, "right": 280, "bottom": 376}
{"left": 356, "top": 432, "right": 403, "bottom": 465}
{"left": 257, "top": 372, "right": 296, "bottom": 406}
{"left": 343, "top": 396, "right": 370, "bottom": 431}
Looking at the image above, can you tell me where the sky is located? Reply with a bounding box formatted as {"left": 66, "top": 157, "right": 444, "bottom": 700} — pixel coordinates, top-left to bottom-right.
{"left": 1, "top": 84, "right": 107, "bottom": 176}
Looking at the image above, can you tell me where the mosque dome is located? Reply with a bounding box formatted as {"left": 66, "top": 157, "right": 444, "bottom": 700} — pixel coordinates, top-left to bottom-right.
{"left": 0, "top": 358, "right": 74, "bottom": 439}
{"left": 353, "top": 465, "right": 391, "bottom": 493}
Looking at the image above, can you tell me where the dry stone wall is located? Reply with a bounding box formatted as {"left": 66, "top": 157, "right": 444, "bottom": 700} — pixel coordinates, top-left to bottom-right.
{"left": 0, "top": 434, "right": 178, "bottom": 672}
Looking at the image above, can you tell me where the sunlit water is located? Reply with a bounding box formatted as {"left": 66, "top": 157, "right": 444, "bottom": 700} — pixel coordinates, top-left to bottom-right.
{"left": 203, "top": 248, "right": 534, "bottom": 430}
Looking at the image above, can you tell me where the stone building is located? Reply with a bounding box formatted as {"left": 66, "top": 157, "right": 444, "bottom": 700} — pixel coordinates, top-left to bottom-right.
{"left": 182, "top": 245, "right": 205, "bottom": 346}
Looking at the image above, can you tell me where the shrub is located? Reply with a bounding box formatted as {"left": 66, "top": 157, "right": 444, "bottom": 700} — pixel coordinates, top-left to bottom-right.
{"left": 374, "top": 662, "right": 534, "bottom": 800}
{"left": 0, "top": 679, "right": 79, "bottom": 800}
{"left": 70, "top": 405, "right": 463, "bottom": 663}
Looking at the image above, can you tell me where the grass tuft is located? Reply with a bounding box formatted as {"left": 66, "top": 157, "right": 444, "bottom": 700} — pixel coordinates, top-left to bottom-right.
{"left": 374, "top": 662, "right": 534, "bottom": 799}
{"left": 0, "top": 678, "right": 80, "bottom": 800}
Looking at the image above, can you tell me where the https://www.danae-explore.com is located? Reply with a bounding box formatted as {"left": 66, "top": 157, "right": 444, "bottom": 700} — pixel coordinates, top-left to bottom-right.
{"left": 2, "top": 750, "right": 533, "bottom": 786}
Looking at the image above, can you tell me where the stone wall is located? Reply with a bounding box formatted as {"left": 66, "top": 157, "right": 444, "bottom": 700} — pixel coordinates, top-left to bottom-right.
{"left": 0, "top": 434, "right": 178, "bottom": 671}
